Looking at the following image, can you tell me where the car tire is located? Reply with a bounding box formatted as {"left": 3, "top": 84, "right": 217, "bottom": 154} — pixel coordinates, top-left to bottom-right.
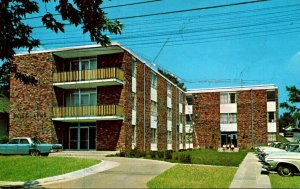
{"left": 278, "top": 165, "right": 294, "bottom": 176}
{"left": 30, "top": 150, "right": 40, "bottom": 156}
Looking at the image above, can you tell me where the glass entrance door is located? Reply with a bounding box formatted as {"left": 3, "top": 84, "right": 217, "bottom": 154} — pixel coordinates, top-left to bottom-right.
{"left": 221, "top": 132, "right": 238, "bottom": 147}
{"left": 69, "top": 126, "right": 96, "bottom": 150}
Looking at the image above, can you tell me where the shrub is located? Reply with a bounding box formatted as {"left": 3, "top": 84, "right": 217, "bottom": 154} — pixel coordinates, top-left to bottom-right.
{"left": 0, "top": 136, "right": 9, "bottom": 144}
{"left": 157, "top": 151, "right": 164, "bottom": 159}
{"left": 128, "top": 149, "right": 140, "bottom": 158}
{"left": 164, "top": 150, "right": 173, "bottom": 160}
{"left": 119, "top": 151, "right": 125, "bottom": 157}
{"left": 150, "top": 151, "right": 157, "bottom": 159}
{"left": 179, "top": 154, "right": 191, "bottom": 164}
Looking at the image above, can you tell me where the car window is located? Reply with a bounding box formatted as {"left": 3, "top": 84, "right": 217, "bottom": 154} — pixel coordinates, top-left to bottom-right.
{"left": 8, "top": 139, "right": 19, "bottom": 144}
{"left": 31, "top": 138, "right": 42, "bottom": 144}
{"left": 20, "top": 139, "right": 29, "bottom": 144}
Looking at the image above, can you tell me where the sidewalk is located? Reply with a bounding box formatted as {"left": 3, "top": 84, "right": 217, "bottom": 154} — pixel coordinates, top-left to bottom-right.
{"left": 230, "top": 152, "right": 271, "bottom": 188}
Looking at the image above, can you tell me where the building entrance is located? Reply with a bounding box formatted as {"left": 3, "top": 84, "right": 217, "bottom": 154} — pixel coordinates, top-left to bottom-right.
{"left": 69, "top": 126, "right": 96, "bottom": 150}
{"left": 221, "top": 132, "right": 237, "bottom": 147}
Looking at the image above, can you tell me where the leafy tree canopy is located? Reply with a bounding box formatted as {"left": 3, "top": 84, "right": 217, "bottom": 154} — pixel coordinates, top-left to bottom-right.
{"left": 158, "top": 68, "right": 186, "bottom": 91}
{"left": 0, "top": 0, "right": 123, "bottom": 90}
{"left": 280, "top": 86, "right": 300, "bottom": 128}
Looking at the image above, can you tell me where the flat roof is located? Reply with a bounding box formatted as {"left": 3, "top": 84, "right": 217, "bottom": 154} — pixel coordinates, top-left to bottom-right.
{"left": 186, "top": 84, "right": 277, "bottom": 94}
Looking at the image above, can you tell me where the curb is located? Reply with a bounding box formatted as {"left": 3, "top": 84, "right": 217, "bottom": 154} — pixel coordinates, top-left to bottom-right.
{"left": 0, "top": 160, "right": 120, "bottom": 187}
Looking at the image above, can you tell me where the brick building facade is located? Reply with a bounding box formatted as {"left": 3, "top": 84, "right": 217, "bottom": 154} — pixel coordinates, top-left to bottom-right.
{"left": 10, "top": 44, "right": 186, "bottom": 151}
{"left": 186, "top": 85, "right": 279, "bottom": 149}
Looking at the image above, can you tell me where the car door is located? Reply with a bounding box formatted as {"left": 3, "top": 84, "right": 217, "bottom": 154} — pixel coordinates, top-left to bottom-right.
{"left": 5, "top": 139, "right": 20, "bottom": 154}
{"left": 18, "top": 139, "right": 31, "bottom": 154}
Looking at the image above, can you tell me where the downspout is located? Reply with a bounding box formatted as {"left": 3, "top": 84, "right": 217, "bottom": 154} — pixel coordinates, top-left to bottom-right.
{"left": 250, "top": 89, "right": 254, "bottom": 148}
{"left": 143, "top": 63, "right": 146, "bottom": 151}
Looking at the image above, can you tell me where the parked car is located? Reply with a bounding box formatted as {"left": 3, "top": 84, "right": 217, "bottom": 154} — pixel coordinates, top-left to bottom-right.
{"left": 263, "top": 150, "right": 300, "bottom": 176}
{"left": 261, "top": 144, "right": 300, "bottom": 162}
{"left": 0, "top": 137, "right": 62, "bottom": 156}
{"left": 256, "top": 142, "right": 281, "bottom": 153}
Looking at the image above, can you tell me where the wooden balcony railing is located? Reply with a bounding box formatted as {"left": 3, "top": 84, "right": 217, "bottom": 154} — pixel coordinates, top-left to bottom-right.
{"left": 53, "top": 105, "right": 123, "bottom": 117}
{"left": 53, "top": 67, "right": 124, "bottom": 83}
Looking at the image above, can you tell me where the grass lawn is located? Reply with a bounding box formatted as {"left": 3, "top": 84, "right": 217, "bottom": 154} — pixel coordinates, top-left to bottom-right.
{"left": 148, "top": 164, "right": 237, "bottom": 188}
{"left": 269, "top": 174, "right": 300, "bottom": 188}
{"left": 171, "top": 149, "right": 249, "bottom": 167}
{"left": 0, "top": 156, "right": 100, "bottom": 181}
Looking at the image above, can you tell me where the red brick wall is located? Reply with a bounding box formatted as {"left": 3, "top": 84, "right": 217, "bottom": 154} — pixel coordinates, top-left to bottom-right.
{"left": 157, "top": 76, "right": 167, "bottom": 151}
{"left": 237, "top": 91, "right": 252, "bottom": 148}
{"left": 182, "top": 93, "right": 186, "bottom": 149}
{"left": 97, "top": 53, "right": 124, "bottom": 68}
{"left": 193, "top": 92, "right": 220, "bottom": 149}
{"left": 253, "top": 90, "right": 267, "bottom": 146}
{"left": 172, "top": 86, "right": 179, "bottom": 150}
{"left": 275, "top": 89, "right": 280, "bottom": 141}
{"left": 10, "top": 53, "right": 58, "bottom": 143}
{"left": 96, "top": 120, "right": 122, "bottom": 150}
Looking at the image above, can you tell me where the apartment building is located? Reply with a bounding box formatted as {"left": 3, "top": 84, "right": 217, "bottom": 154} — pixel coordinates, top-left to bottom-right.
{"left": 10, "top": 44, "right": 186, "bottom": 151}
{"left": 186, "top": 85, "right": 279, "bottom": 149}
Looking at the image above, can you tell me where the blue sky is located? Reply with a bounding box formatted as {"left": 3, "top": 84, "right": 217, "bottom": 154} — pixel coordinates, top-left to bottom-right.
{"left": 15, "top": 0, "right": 300, "bottom": 114}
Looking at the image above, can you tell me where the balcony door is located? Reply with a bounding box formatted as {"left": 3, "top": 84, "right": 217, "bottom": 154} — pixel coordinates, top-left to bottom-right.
{"left": 66, "top": 89, "right": 97, "bottom": 107}
{"left": 69, "top": 126, "right": 96, "bottom": 150}
{"left": 65, "top": 58, "right": 97, "bottom": 72}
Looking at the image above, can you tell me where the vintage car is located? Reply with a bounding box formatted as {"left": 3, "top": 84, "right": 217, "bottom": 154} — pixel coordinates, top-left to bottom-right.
{"left": 263, "top": 151, "right": 300, "bottom": 176}
{"left": 0, "top": 137, "right": 62, "bottom": 156}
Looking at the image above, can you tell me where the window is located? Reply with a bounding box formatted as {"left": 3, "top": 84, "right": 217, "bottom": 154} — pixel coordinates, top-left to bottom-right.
{"left": 131, "top": 58, "right": 136, "bottom": 77}
{"left": 167, "top": 83, "right": 172, "bottom": 97}
{"left": 151, "top": 128, "right": 157, "bottom": 143}
{"left": 8, "top": 139, "right": 19, "bottom": 144}
{"left": 186, "top": 96, "right": 192, "bottom": 105}
{"left": 186, "top": 115, "right": 192, "bottom": 124}
{"left": 267, "top": 91, "right": 276, "bottom": 102}
{"left": 20, "top": 139, "right": 29, "bottom": 144}
{"left": 168, "top": 131, "right": 172, "bottom": 144}
{"left": 167, "top": 108, "right": 172, "bottom": 120}
{"left": 66, "top": 89, "right": 96, "bottom": 107}
{"left": 179, "top": 133, "right": 183, "bottom": 144}
{"left": 186, "top": 133, "right": 193, "bottom": 143}
{"left": 179, "top": 92, "right": 183, "bottom": 103}
{"left": 268, "top": 112, "right": 276, "bottom": 123}
{"left": 179, "top": 113, "right": 183, "bottom": 124}
{"left": 65, "top": 58, "right": 97, "bottom": 72}
{"left": 268, "top": 133, "right": 276, "bottom": 142}
{"left": 151, "top": 72, "right": 157, "bottom": 89}
{"left": 220, "top": 93, "right": 236, "bottom": 104}
{"left": 132, "top": 92, "right": 136, "bottom": 110}
{"left": 151, "top": 101, "right": 157, "bottom": 116}
{"left": 132, "top": 125, "right": 136, "bottom": 143}
{"left": 220, "top": 113, "right": 237, "bottom": 124}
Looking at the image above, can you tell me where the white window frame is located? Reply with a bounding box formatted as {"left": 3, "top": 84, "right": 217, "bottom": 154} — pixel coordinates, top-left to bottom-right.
{"left": 220, "top": 92, "right": 236, "bottom": 104}
{"left": 151, "top": 72, "right": 157, "bottom": 89}
{"left": 151, "top": 128, "right": 157, "bottom": 143}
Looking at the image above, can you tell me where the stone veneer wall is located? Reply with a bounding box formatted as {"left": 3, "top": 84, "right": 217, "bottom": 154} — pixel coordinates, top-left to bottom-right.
{"left": 193, "top": 92, "right": 220, "bottom": 149}
{"left": 157, "top": 76, "right": 167, "bottom": 151}
{"left": 10, "top": 53, "right": 58, "bottom": 143}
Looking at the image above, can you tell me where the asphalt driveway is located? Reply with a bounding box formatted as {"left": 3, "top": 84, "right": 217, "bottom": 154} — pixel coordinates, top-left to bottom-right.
{"left": 43, "top": 155, "right": 174, "bottom": 188}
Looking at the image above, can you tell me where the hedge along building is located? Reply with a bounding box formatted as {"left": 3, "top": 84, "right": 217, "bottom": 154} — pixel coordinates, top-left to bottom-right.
{"left": 10, "top": 43, "right": 186, "bottom": 152}
{"left": 185, "top": 85, "right": 279, "bottom": 149}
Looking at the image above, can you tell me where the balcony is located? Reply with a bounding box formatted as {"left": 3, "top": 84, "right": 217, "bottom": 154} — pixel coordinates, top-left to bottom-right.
{"left": 52, "top": 105, "right": 124, "bottom": 122}
{"left": 53, "top": 67, "right": 124, "bottom": 89}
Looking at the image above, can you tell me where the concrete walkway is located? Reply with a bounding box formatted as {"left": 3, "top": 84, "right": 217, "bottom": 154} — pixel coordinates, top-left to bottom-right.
{"left": 230, "top": 152, "right": 271, "bottom": 188}
{"left": 43, "top": 156, "right": 174, "bottom": 188}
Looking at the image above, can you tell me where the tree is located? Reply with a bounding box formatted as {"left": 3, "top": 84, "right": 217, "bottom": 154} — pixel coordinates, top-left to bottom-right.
{"left": 280, "top": 86, "right": 300, "bottom": 129}
{"left": 0, "top": 0, "right": 123, "bottom": 85}
{"left": 158, "top": 69, "right": 186, "bottom": 91}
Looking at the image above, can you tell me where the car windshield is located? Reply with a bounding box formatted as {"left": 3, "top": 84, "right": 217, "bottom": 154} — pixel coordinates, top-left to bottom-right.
{"left": 288, "top": 145, "right": 299, "bottom": 152}
{"left": 31, "top": 138, "right": 43, "bottom": 144}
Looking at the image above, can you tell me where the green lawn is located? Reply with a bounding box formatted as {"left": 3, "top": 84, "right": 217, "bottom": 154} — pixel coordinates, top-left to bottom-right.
{"left": 269, "top": 174, "right": 300, "bottom": 188}
{"left": 0, "top": 156, "right": 100, "bottom": 181}
{"left": 148, "top": 164, "right": 237, "bottom": 188}
{"left": 171, "top": 149, "right": 248, "bottom": 167}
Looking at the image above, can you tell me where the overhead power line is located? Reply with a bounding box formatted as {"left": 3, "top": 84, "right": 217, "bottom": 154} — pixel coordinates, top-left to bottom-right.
{"left": 23, "top": 0, "right": 162, "bottom": 20}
